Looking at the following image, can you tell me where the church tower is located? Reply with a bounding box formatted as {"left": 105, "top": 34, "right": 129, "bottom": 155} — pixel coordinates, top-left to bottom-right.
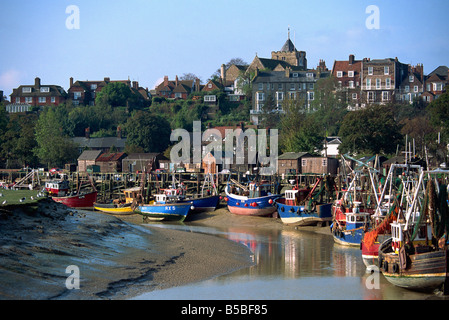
{"left": 271, "top": 28, "right": 307, "bottom": 70}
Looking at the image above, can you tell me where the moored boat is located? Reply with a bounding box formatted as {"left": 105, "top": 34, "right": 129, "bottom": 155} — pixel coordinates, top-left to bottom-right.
{"left": 135, "top": 194, "right": 194, "bottom": 222}
{"left": 225, "top": 180, "right": 280, "bottom": 217}
{"left": 179, "top": 195, "right": 220, "bottom": 213}
{"left": 45, "top": 179, "right": 69, "bottom": 196}
{"left": 94, "top": 202, "right": 134, "bottom": 215}
{"left": 52, "top": 190, "right": 98, "bottom": 209}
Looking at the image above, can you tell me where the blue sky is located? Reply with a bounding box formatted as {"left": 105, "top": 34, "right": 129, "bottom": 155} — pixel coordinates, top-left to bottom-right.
{"left": 1, "top": 0, "right": 448, "bottom": 97}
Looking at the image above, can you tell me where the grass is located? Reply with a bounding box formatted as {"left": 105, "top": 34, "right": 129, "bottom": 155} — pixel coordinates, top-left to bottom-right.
{"left": 0, "top": 189, "right": 44, "bottom": 207}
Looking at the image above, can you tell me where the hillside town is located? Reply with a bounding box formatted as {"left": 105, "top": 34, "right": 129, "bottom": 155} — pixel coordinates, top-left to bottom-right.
{"left": 0, "top": 33, "right": 448, "bottom": 175}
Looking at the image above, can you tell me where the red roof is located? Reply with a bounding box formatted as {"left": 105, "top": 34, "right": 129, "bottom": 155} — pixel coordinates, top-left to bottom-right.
{"left": 96, "top": 152, "right": 126, "bottom": 162}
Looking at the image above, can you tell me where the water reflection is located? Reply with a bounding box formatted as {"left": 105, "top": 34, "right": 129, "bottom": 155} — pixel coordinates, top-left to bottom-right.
{"left": 137, "top": 222, "right": 441, "bottom": 300}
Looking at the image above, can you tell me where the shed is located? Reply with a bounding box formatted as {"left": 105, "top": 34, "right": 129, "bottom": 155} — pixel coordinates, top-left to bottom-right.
{"left": 95, "top": 152, "right": 127, "bottom": 173}
{"left": 122, "top": 153, "right": 169, "bottom": 173}
{"left": 78, "top": 150, "right": 102, "bottom": 172}
{"left": 301, "top": 157, "right": 339, "bottom": 175}
{"left": 277, "top": 152, "right": 312, "bottom": 175}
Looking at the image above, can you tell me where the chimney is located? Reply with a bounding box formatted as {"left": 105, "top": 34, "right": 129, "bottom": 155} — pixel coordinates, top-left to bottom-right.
{"left": 70, "top": 77, "right": 74, "bottom": 87}
{"left": 85, "top": 127, "right": 90, "bottom": 139}
{"left": 175, "top": 75, "right": 179, "bottom": 87}
{"left": 221, "top": 64, "right": 226, "bottom": 85}
{"left": 195, "top": 78, "right": 200, "bottom": 92}
{"left": 117, "top": 126, "right": 122, "bottom": 139}
{"left": 164, "top": 76, "right": 169, "bottom": 87}
{"left": 132, "top": 81, "right": 138, "bottom": 89}
{"left": 35, "top": 77, "right": 41, "bottom": 89}
{"left": 104, "top": 77, "right": 110, "bottom": 82}
{"left": 349, "top": 54, "right": 355, "bottom": 65}
{"left": 285, "top": 67, "right": 291, "bottom": 78}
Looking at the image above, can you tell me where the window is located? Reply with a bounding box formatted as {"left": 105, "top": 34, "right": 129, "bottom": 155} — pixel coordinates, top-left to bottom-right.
{"left": 309, "top": 83, "right": 314, "bottom": 90}
{"left": 434, "top": 83, "right": 443, "bottom": 91}
{"left": 257, "top": 92, "right": 265, "bottom": 101}
{"left": 352, "top": 93, "right": 357, "bottom": 100}
{"left": 15, "top": 97, "right": 20, "bottom": 103}
{"left": 382, "top": 91, "right": 389, "bottom": 101}
{"left": 276, "top": 92, "right": 284, "bottom": 101}
{"left": 290, "top": 83, "right": 295, "bottom": 91}
{"left": 289, "top": 92, "right": 296, "bottom": 100}
{"left": 308, "top": 92, "right": 314, "bottom": 101}
{"left": 73, "top": 92, "right": 82, "bottom": 100}
{"left": 306, "top": 73, "right": 314, "bottom": 78}
{"left": 386, "top": 78, "right": 391, "bottom": 89}
{"left": 258, "top": 83, "right": 263, "bottom": 90}
{"left": 204, "top": 95, "right": 216, "bottom": 102}
{"left": 22, "top": 87, "right": 32, "bottom": 93}
{"left": 368, "top": 91, "right": 375, "bottom": 101}
{"left": 384, "top": 66, "right": 389, "bottom": 75}
{"left": 278, "top": 83, "right": 283, "bottom": 90}
{"left": 405, "top": 85, "right": 410, "bottom": 93}
{"left": 25, "top": 97, "right": 33, "bottom": 103}
{"left": 38, "top": 97, "right": 46, "bottom": 103}
{"left": 301, "top": 159, "right": 307, "bottom": 166}
{"left": 40, "top": 87, "right": 50, "bottom": 93}
{"left": 91, "top": 84, "right": 97, "bottom": 90}
{"left": 414, "top": 86, "right": 419, "bottom": 93}
{"left": 409, "top": 76, "right": 414, "bottom": 82}
{"left": 376, "top": 79, "right": 381, "bottom": 89}
{"left": 337, "top": 71, "right": 343, "bottom": 78}
{"left": 349, "top": 81, "right": 354, "bottom": 88}
{"left": 51, "top": 97, "right": 56, "bottom": 103}
{"left": 322, "top": 158, "right": 327, "bottom": 167}
{"left": 368, "top": 67, "right": 373, "bottom": 75}
{"left": 293, "top": 73, "right": 298, "bottom": 78}
{"left": 366, "top": 78, "right": 371, "bottom": 90}
{"left": 348, "top": 71, "right": 354, "bottom": 77}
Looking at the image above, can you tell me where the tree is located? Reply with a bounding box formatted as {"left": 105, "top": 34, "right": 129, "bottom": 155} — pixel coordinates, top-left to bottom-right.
{"left": 96, "top": 82, "right": 145, "bottom": 110}
{"left": 338, "top": 104, "right": 403, "bottom": 155}
{"left": 427, "top": 91, "right": 449, "bottom": 141}
{"left": 124, "top": 111, "right": 171, "bottom": 153}
{"left": 34, "top": 107, "right": 78, "bottom": 167}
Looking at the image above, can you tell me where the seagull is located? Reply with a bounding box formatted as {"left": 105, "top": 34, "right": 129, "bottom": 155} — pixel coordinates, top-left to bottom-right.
{"left": 2, "top": 200, "right": 7, "bottom": 205}
{"left": 20, "top": 197, "right": 26, "bottom": 202}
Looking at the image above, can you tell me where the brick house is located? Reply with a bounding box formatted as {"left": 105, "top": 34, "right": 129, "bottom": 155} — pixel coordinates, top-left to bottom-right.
{"left": 360, "top": 57, "right": 409, "bottom": 105}
{"left": 422, "top": 66, "right": 448, "bottom": 103}
{"left": 396, "top": 64, "right": 425, "bottom": 104}
{"left": 9, "top": 77, "right": 67, "bottom": 107}
{"left": 155, "top": 75, "right": 202, "bottom": 99}
{"left": 77, "top": 150, "right": 102, "bottom": 172}
{"left": 68, "top": 77, "right": 150, "bottom": 106}
{"left": 332, "top": 54, "right": 363, "bottom": 110}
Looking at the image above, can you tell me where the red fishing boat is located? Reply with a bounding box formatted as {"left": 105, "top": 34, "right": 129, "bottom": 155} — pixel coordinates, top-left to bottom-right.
{"left": 52, "top": 190, "right": 98, "bottom": 209}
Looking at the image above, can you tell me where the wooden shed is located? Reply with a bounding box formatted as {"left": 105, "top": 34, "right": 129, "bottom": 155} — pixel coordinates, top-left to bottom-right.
{"left": 277, "top": 152, "right": 312, "bottom": 175}
{"left": 301, "top": 157, "right": 339, "bottom": 175}
{"left": 95, "top": 152, "right": 127, "bottom": 173}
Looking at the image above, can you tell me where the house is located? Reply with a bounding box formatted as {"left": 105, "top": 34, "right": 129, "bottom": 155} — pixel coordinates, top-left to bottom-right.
{"left": 321, "top": 137, "right": 342, "bottom": 157}
{"left": 95, "top": 152, "right": 127, "bottom": 173}
{"left": 360, "top": 57, "right": 410, "bottom": 105}
{"left": 250, "top": 64, "right": 331, "bottom": 125}
{"left": 277, "top": 152, "right": 312, "bottom": 175}
{"left": 77, "top": 150, "right": 102, "bottom": 172}
{"left": 332, "top": 54, "right": 363, "bottom": 110}
{"left": 396, "top": 64, "right": 425, "bottom": 104}
{"left": 423, "top": 66, "right": 448, "bottom": 103}
{"left": 9, "top": 77, "right": 67, "bottom": 107}
{"left": 155, "top": 75, "right": 202, "bottom": 99}
{"left": 122, "top": 153, "right": 169, "bottom": 173}
{"left": 72, "top": 127, "right": 127, "bottom": 154}
{"left": 301, "top": 157, "right": 339, "bottom": 175}
{"left": 68, "top": 77, "right": 150, "bottom": 106}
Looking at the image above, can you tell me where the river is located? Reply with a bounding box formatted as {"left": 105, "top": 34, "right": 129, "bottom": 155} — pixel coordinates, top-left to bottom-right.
{"left": 132, "top": 221, "right": 446, "bottom": 300}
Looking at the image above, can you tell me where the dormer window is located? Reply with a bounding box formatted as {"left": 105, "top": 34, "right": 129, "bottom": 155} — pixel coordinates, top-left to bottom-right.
{"left": 22, "top": 87, "right": 32, "bottom": 93}
{"left": 409, "top": 76, "right": 414, "bottom": 82}
{"left": 40, "top": 87, "right": 50, "bottom": 93}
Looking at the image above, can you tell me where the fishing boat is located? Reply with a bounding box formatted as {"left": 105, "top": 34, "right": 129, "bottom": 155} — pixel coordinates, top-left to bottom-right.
{"left": 52, "top": 190, "right": 98, "bottom": 209}
{"left": 378, "top": 172, "right": 449, "bottom": 293}
{"left": 94, "top": 186, "right": 145, "bottom": 215}
{"left": 178, "top": 174, "right": 220, "bottom": 213}
{"left": 276, "top": 177, "right": 333, "bottom": 226}
{"left": 51, "top": 174, "right": 97, "bottom": 209}
{"left": 331, "top": 202, "right": 371, "bottom": 246}
{"left": 225, "top": 179, "right": 280, "bottom": 217}
{"left": 135, "top": 193, "right": 194, "bottom": 222}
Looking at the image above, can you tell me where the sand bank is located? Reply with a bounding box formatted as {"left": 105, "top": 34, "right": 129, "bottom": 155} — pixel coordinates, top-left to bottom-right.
{"left": 0, "top": 200, "right": 254, "bottom": 300}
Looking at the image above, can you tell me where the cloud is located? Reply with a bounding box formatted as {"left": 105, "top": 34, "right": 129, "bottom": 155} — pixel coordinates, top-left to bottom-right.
{"left": 0, "top": 69, "right": 22, "bottom": 96}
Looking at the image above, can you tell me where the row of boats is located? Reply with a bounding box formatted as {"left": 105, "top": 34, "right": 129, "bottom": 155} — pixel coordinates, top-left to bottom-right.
{"left": 43, "top": 159, "right": 449, "bottom": 295}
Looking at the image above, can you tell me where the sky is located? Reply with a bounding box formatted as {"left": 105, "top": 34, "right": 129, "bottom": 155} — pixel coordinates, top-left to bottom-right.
{"left": 1, "top": 0, "right": 448, "bottom": 97}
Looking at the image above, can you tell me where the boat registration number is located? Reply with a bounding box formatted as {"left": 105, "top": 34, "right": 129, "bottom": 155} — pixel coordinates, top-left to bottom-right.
{"left": 165, "top": 206, "right": 176, "bottom": 211}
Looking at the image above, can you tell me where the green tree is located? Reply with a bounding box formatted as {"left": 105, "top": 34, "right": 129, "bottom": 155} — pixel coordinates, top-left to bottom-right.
{"left": 427, "top": 91, "right": 449, "bottom": 141}
{"left": 338, "top": 104, "right": 403, "bottom": 155}
{"left": 124, "top": 111, "right": 171, "bottom": 153}
{"left": 34, "top": 107, "right": 78, "bottom": 167}
{"left": 96, "top": 82, "right": 146, "bottom": 110}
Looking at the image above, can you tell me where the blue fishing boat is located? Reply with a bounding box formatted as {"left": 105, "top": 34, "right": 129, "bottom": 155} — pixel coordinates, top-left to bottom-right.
{"left": 179, "top": 195, "right": 220, "bottom": 213}
{"left": 276, "top": 189, "right": 333, "bottom": 226}
{"left": 225, "top": 180, "right": 280, "bottom": 217}
{"left": 136, "top": 194, "right": 194, "bottom": 222}
{"left": 331, "top": 202, "right": 370, "bottom": 246}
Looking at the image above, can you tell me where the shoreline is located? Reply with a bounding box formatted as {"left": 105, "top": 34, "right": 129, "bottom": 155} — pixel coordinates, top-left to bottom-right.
{"left": 0, "top": 200, "right": 258, "bottom": 300}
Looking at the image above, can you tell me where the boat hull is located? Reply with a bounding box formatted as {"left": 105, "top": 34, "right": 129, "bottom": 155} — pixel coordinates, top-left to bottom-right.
{"left": 179, "top": 195, "right": 220, "bottom": 213}
{"left": 94, "top": 202, "right": 134, "bottom": 215}
{"left": 331, "top": 227, "right": 364, "bottom": 247}
{"left": 276, "top": 200, "right": 332, "bottom": 226}
{"left": 136, "top": 202, "right": 193, "bottom": 222}
{"left": 226, "top": 193, "right": 279, "bottom": 217}
{"left": 52, "top": 191, "right": 97, "bottom": 209}
{"left": 379, "top": 248, "right": 448, "bottom": 292}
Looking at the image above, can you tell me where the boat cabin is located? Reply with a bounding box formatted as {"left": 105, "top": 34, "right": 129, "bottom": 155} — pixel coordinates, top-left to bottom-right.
{"left": 45, "top": 180, "right": 69, "bottom": 196}
{"left": 285, "top": 188, "right": 309, "bottom": 206}
{"left": 345, "top": 205, "right": 370, "bottom": 230}
{"left": 391, "top": 219, "right": 432, "bottom": 254}
{"left": 248, "top": 182, "right": 273, "bottom": 198}
{"left": 123, "top": 187, "right": 141, "bottom": 204}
